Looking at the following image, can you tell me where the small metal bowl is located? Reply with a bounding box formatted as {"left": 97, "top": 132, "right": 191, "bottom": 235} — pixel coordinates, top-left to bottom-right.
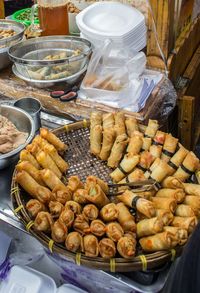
{"left": 0, "top": 105, "right": 35, "bottom": 170}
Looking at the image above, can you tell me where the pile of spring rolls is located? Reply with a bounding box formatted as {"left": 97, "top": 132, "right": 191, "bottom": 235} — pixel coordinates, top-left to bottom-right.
{"left": 90, "top": 111, "right": 200, "bottom": 253}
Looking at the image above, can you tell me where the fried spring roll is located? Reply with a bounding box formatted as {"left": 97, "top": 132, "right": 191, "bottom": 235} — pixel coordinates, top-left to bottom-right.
{"left": 90, "top": 219, "right": 106, "bottom": 237}
{"left": 183, "top": 183, "right": 200, "bottom": 196}
{"left": 100, "top": 203, "right": 118, "bottom": 222}
{"left": 99, "top": 238, "right": 116, "bottom": 258}
{"left": 16, "top": 171, "right": 52, "bottom": 203}
{"left": 65, "top": 232, "right": 84, "bottom": 252}
{"left": 65, "top": 201, "right": 82, "bottom": 215}
{"left": 163, "top": 226, "right": 188, "bottom": 245}
{"left": 85, "top": 176, "right": 109, "bottom": 194}
{"left": 86, "top": 184, "right": 110, "bottom": 208}
{"left": 26, "top": 199, "right": 46, "bottom": 218}
{"left": 51, "top": 220, "right": 68, "bottom": 243}
{"left": 137, "top": 151, "right": 154, "bottom": 172}
{"left": 139, "top": 231, "right": 174, "bottom": 252}
{"left": 149, "top": 145, "right": 162, "bottom": 160}
{"left": 117, "top": 190, "right": 155, "bottom": 218}
{"left": 20, "top": 149, "right": 40, "bottom": 169}
{"left": 83, "top": 234, "right": 99, "bottom": 257}
{"left": 155, "top": 188, "right": 185, "bottom": 203}
{"left": 150, "top": 159, "right": 172, "bottom": 183}
{"left": 107, "top": 134, "right": 129, "bottom": 168}
{"left": 40, "top": 169, "right": 65, "bottom": 190}
{"left": 73, "top": 189, "right": 88, "bottom": 204}
{"left": 16, "top": 161, "right": 44, "bottom": 186}
{"left": 49, "top": 201, "right": 63, "bottom": 218}
{"left": 40, "top": 128, "right": 67, "bottom": 152}
{"left": 90, "top": 112, "right": 102, "bottom": 129}
{"left": 114, "top": 112, "right": 126, "bottom": 136}
{"left": 168, "top": 144, "right": 189, "bottom": 175}
{"left": 173, "top": 152, "right": 199, "bottom": 181}
{"left": 73, "top": 214, "right": 90, "bottom": 235}
{"left": 142, "top": 137, "right": 152, "bottom": 151}
{"left": 175, "top": 204, "right": 195, "bottom": 217}
{"left": 83, "top": 204, "right": 99, "bottom": 221}
{"left": 184, "top": 195, "right": 200, "bottom": 217}
{"left": 153, "top": 131, "right": 166, "bottom": 146}
{"left": 125, "top": 117, "right": 139, "bottom": 137}
{"left": 99, "top": 128, "right": 116, "bottom": 160}
{"left": 90, "top": 124, "right": 103, "bottom": 156}
{"left": 162, "top": 176, "right": 184, "bottom": 189}
{"left": 116, "top": 202, "right": 136, "bottom": 232}
{"left": 126, "top": 135, "right": 143, "bottom": 154}
{"left": 36, "top": 150, "right": 62, "bottom": 179}
{"left": 106, "top": 222, "right": 124, "bottom": 242}
{"left": 52, "top": 185, "right": 72, "bottom": 205}
{"left": 117, "top": 236, "right": 136, "bottom": 259}
{"left": 155, "top": 209, "right": 174, "bottom": 225}
{"left": 34, "top": 211, "right": 53, "bottom": 232}
{"left": 119, "top": 169, "right": 146, "bottom": 190}
{"left": 26, "top": 142, "right": 41, "bottom": 157}
{"left": 59, "top": 209, "right": 74, "bottom": 228}
{"left": 68, "top": 176, "right": 84, "bottom": 192}
{"left": 136, "top": 217, "right": 163, "bottom": 238}
{"left": 102, "top": 113, "right": 115, "bottom": 129}
{"left": 171, "top": 216, "right": 197, "bottom": 233}
{"left": 152, "top": 197, "right": 177, "bottom": 213}
{"left": 161, "top": 134, "right": 178, "bottom": 162}
{"left": 144, "top": 119, "right": 159, "bottom": 138}
{"left": 42, "top": 143, "right": 68, "bottom": 173}
{"left": 144, "top": 157, "right": 161, "bottom": 179}
{"left": 110, "top": 154, "right": 140, "bottom": 182}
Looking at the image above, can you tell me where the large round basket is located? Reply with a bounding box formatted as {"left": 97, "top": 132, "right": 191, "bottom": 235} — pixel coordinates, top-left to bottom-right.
{"left": 11, "top": 120, "right": 183, "bottom": 272}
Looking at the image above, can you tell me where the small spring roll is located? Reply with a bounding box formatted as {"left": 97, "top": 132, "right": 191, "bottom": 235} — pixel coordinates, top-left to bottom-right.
{"left": 59, "top": 209, "right": 74, "bottom": 228}
{"left": 152, "top": 197, "right": 177, "bottom": 213}
{"left": 73, "top": 189, "right": 88, "bottom": 204}
{"left": 102, "top": 113, "right": 115, "bottom": 129}
{"left": 26, "top": 142, "right": 41, "bottom": 157}
{"left": 161, "top": 134, "right": 178, "bottom": 162}
{"left": 117, "top": 190, "right": 156, "bottom": 218}
{"left": 107, "top": 134, "right": 129, "bottom": 168}
{"left": 173, "top": 152, "right": 199, "bottom": 181}
{"left": 125, "top": 117, "right": 139, "bottom": 137}
{"left": 90, "top": 112, "right": 102, "bottom": 129}
{"left": 149, "top": 145, "right": 162, "bottom": 160}
{"left": 155, "top": 188, "right": 185, "bottom": 203}
{"left": 150, "top": 159, "right": 172, "bottom": 183}
{"left": 137, "top": 151, "right": 154, "bottom": 172}
{"left": 168, "top": 143, "right": 189, "bottom": 175}
{"left": 153, "top": 130, "right": 166, "bottom": 146}
{"left": 136, "top": 217, "right": 164, "bottom": 238}
{"left": 106, "top": 222, "right": 124, "bottom": 242}
{"left": 83, "top": 234, "right": 99, "bottom": 257}
{"left": 155, "top": 209, "right": 174, "bottom": 225}
{"left": 86, "top": 184, "right": 110, "bottom": 208}
{"left": 171, "top": 216, "right": 197, "bottom": 233}
{"left": 26, "top": 199, "right": 46, "bottom": 218}
{"left": 110, "top": 154, "right": 140, "bottom": 182}
{"left": 175, "top": 204, "right": 195, "bottom": 217}
{"left": 183, "top": 183, "right": 200, "bottom": 196}
{"left": 90, "top": 219, "right": 106, "bottom": 237}
{"left": 16, "top": 161, "right": 44, "bottom": 186}
{"left": 52, "top": 185, "right": 72, "bottom": 205}
{"left": 126, "top": 135, "right": 143, "bottom": 154}
{"left": 68, "top": 176, "right": 84, "bottom": 192}
{"left": 142, "top": 137, "right": 152, "bottom": 151}
{"left": 163, "top": 226, "right": 188, "bottom": 245}
{"left": 20, "top": 149, "right": 40, "bottom": 169}
{"left": 65, "top": 232, "right": 84, "bottom": 253}
{"left": 119, "top": 169, "right": 146, "bottom": 191}
{"left": 99, "top": 238, "right": 116, "bottom": 258}
{"left": 36, "top": 150, "right": 62, "bottom": 179}
{"left": 90, "top": 124, "right": 103, "bottom": 156}
{"left": 117, "top": 236, "right": 136, "bottom": 259}
{"left": 34, "top": 211, "right": 53, "bottom": 232}
{"left": 100, "top": 203, "right": 118, "bottom": 222}
{"left": 40, "top": 128, "right": 67, "bottom": 152}
{"left": 51, "top": 220, "right": 68, "bottom": 243}
{"left": 162, "top": 176, "right": 184, "bottom": 189}
{"left": 85, "top": 176, "right": 109, "bottom": 194}
{"left": 139, "top": 231, "right": 174, "bottom": 252}
{"left": 144, "top": 157, "right": 161, "bottom": 179}
{"left": 137, "top": 190, "right": 156, "bottom": 201}
{"left": 73, "top": 214, "right": 90, "bottom": 235}
{"left": 40, "top": 169, "right": 65, "bottom": 190}
{"left": 184, "top": 195, "right": 200, "bottom": 217}
{"left": 144, "top": 119, "right": 159, "bottom": 138}
{"left": 114, "top": 112, "right": 126, "bottom": 136}
{"left": 99, "top": 128, "right": 116, "bottom": 160}
{"left": 49, "top": 201, "right": 63, "bottom": 218}
{"left": 83, "top": 204, "right": 99, "bottom": 221}
{"left": 16, "top": 171, "right": 52, "bottom": 204}
{"left": 65, "top": 201, "right": 82, "bottom": 215}
{"left": 116, "top": 203, "right": 136, "bottom": 232}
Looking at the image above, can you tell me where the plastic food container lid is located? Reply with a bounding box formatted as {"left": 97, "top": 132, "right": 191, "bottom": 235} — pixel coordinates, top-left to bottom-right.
{"left": 57, "top": 284, "right": 88, "bottom": 293}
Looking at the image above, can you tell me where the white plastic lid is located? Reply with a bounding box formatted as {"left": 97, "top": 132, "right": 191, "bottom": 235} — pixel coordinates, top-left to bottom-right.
{"left": 57, "top": 284, "right": 88, "bottom": 293}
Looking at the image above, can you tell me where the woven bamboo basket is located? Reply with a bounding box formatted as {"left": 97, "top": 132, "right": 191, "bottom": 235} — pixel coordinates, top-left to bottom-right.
{"left": 11, "top": 119, "right": 184, "bottom": 272}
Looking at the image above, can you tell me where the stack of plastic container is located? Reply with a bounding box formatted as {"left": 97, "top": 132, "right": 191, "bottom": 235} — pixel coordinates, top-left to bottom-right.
{"left": 76, "top": 1, "right": 147, "bottom": 51}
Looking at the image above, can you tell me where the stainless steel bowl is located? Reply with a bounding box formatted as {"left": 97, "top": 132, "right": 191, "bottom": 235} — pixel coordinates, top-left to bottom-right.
{"left": 0, "top": 105, "right": 35, "bottom": 170}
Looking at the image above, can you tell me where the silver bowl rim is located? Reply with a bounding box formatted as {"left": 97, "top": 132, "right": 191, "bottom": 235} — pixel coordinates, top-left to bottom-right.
{"left": 0, "top": 19, "right": 26, "bottom": 46}
{"left": 8, "top": 35, "right": 92, "bottom": 66}
{"left": 0, "top": 105, "right": 36, "bottom": 160}
{"left": 12, "top": 63, "right": 87, "bottom": 84}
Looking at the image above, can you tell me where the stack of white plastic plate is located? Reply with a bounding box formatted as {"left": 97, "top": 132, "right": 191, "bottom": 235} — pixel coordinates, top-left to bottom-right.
{"left": 76, "top": 1, "right": 147, "bottom": 51}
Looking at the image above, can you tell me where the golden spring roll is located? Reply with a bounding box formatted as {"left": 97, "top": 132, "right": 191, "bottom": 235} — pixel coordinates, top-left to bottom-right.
{"left": 184, "top": 195, "right": 200, "bottom": 217}
{"left": 49, "top": 201, "right": 63, "bottom": 218}
{"left": 90, "top": 219, "right": 106, "bottom": 237}
{"left": 171, "top": 216, "right": 197, "bottom": 233}
{"left": 144, "top": 119, "right": 159, "bottom": 138}
{"left": 153, "top": 131, "right": 166, "bottom": 146}
{"left": 162, "top": 176, "right": 184, "bottom": 189}
{"left": 116, "top": 202, "right": 136, "bottom": 232}
{"left": 65, "top": 201, "right": 82, "bottom": 215}
{"left": 161, "top": 134, "right": 178, "bottom": 162}
{"left": 102, "top": 112, "right": 115, "bottom": 129}
{"left": 136, "top": 217, "right": 164, "bottom": 238}
{"left": 34, "top": 211, "right": 53, "bottom": 232}
{"left": 83, "top": 234, "right": 99, "bottom": 257}
{"left": 36, "top": 150, "right": 62, "bottom": 179}
{"left": 114, "top": 112, "right": 126, "bottom": 136}
{"left": 100, "top": 203, "right": 118, "bottom": 222}
{"left": 51, "top": 220, "right": 68, "bottom": 243}
{"left": 152, "top": 197, "right": 177, "bottom": 213}
{"left": 40, "top": 169, "right": 65, "bottom": 190}
{"left": 149, "top": 145, "right": 162, "bottom": 160}
{"left": 144, "top": 158, "right": 161, "bottom": 179}
{"left": 40, "top": 128, "right": 67, "bottom": 152}
{"left": 173, "top": 152, "right": 199, "bottom": 181}
{"left": 119, "top": 169, "right": 146, "bottom": 190}
{"left": 142, "top": 137, "right": 152, "bottom": 151}
{"left": 139, "top": 231, "right": 174, "bottom": 252}
{"left": 26, "top": 199, "right": 46, "bottom": 218}
{"left": 99, "top": 128, "right": 116, "bottom": 160}
{"left": 117, "top": 190, "right": 156, "bottom": 218}
{"left": 90, "top": 112, "right": 102, "bottom": 130}
{"left": 52, "top": 185, "right": 72, "bottom": 205}
{"left": 155, "top": 188, "right": 185, "bottom": 203}
{"left": 42, "top": 143, "right": 68, "bottom": 173}
{"left": 16, "top": 171, "right": 52, "bottom": 203}
{"left": 168, "top": 143, "right": 189, "bottom": 175}
{"left": 20, "top": 149, "right": 40, "bottom": 169}
{"left": 107, "top": 134, "right": 129, "bottom": 168}
{"left": 137, "top": 190, "right": 156, "bottom": 201}
{"left": 183, "top": 183, "right": 200, "bottom": 196}
{"left": 16, "top": 161, "right": 44, "bottom": 186}
{"left": 150, "top": 159, "right": 172, "bottom": 183}
{"left": 155, "top": 209, "right": 174, "bottom": 225}
{"left": 73, "top": 214, "right": 90, "bottom": 235}
{"left": 65, "top": 232, "right": 84, "bottom": 253}
{"left": 26, "top": 142, "right": 41, "bottom": 157}
{"left": 86, "top": 184, "right": 110, "bottom": 208}
{"left": 59, "top": 208, "right": 74, "bottom": 228}
{"left": 85, "top": 176, "right": 109, "bottom": 194}
{"left": 137, "top": 151, "right": 154, "bottom": 172}
{"left": 73, "top": 189, "right": 88, "bottom": 205}
{"left": 99, "top": 238, "right": 116, "bottom": 258}
{"left": 110, "top": 154, "right": 140, "bottom": 182}
{"left": 83, "top": 204, "right": 99, "bottom": 221}
{"left": 163, "top": 226, "right": 188, "bottom": 245}
{"left": 175, "top": 204, "right": 195, "bottom": 217}
{"left": 90, "top": 124, "right": 103, "bottom": 156}
{"left": 68, "top": 176, "right": 84, "bottom": 192}
{"left": 126, "top": 135, "right": 143, "bottom": 154}
{"left": 117, "top": 236, "right": 136, "bottom": 259}
{"left": 125, "top": 117, "right": 139, "bottom": 137}
{"left": 106, "top": 222, "right": 124, "bottom": 242}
